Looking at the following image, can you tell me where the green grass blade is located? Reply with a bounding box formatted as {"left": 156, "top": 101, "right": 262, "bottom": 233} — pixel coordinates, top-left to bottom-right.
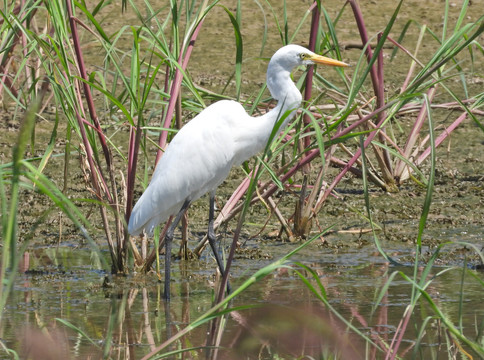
{"left": 56, "top": 318, "right": 101, "bottom": 348}
{"left": 35, "top": 110, "right": 59, "bottom": 176}
{"left": 220, "top": 5, "right": 243, "bottom": 101}
{"left": 0, "top": 94, "right": 39, "bottom": 325}
{"left": 416, "top": 95, "right": 435, "bottom": 252}
{"left": 360, "top": 135, "right": 399, "bottom": 265}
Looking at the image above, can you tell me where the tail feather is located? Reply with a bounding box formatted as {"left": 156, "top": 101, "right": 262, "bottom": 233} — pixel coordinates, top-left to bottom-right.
{"left": 128, "top": 210, "right": 162, "bottom": 237}
{"left": 128, "top": 187, "right": 160, "bottom": 236}
{"left": 128, "top": 188, "right": 182, "bottom": 237}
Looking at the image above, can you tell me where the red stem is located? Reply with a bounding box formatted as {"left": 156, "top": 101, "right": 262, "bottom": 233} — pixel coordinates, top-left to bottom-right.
{"left": 302, "top": 2, "right": 320, "bottom": 150}
{"left": 66, "top": 0, "right": 113, "bottom": 203}
{"left": 394, "top": 86, "right": 437, "bottom": 180}
{"left": 386, "top": 306, "right": 413, "bottom": 360}
{"left": 416, "top": 111, "right": 467, "bottom": 166}
{"left": 377, "top": 32, "right": 392, "bottom": 172}
{"left": 347, "top": 0, "right": 380, "bottom": 97}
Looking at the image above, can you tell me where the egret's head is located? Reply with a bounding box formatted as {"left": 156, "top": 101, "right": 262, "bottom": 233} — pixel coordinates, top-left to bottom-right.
{"left": 267, "top": 44, "right": 348, "bottom": 102}
{"left": 271, "top": 44, "right": 349, "bottom": 71}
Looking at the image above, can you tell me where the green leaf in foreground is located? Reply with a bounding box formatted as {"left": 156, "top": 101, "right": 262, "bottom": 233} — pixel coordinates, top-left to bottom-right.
{"left": 56, "top": 318, "right": 101, "bottom": 348}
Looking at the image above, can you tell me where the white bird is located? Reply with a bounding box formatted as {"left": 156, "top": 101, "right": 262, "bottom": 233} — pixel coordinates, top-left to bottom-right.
{"left": 128, "top": 44, "right": 348, "bottom": 300}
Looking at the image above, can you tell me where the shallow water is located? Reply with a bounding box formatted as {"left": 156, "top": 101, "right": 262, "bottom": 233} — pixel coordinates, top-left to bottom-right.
{"left": 4, "top": 231, "right": 483, "bottom": 359}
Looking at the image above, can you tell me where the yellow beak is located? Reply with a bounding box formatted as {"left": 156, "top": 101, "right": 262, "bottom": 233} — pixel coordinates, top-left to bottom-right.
{"left": 309, "top": 54, "right": 349, "bottom": 67}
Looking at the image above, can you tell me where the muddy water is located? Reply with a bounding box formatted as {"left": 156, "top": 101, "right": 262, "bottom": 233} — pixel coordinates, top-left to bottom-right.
{"left": 2, "top": 0, "right": 484, "bottom": 359}
{"left": 5, "top": 240, "right": 484, "bottom": 358}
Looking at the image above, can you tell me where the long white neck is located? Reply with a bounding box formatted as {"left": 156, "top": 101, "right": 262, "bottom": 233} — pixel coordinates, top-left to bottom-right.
{"left": 252, "top": 62, "right": 302, "bottom": 149}
{"left": 231, "top": 57, "right": 303, "bottom": 165}
{"left": 265, "top": 63, "right": 303, "bottom": 129}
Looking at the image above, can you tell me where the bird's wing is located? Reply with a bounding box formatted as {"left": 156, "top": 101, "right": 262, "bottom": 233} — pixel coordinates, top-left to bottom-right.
{"left": 128, "top": 100, "right": 248, "bottom": 236}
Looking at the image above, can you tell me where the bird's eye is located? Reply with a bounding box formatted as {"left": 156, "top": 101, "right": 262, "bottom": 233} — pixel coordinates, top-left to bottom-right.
{"left": 299, "top": 53, "right": 308, "bottom": 60}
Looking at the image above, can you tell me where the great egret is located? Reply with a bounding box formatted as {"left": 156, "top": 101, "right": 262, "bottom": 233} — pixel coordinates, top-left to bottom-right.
{"left": 128, "top": 44, "right": 348, "bottom": 300}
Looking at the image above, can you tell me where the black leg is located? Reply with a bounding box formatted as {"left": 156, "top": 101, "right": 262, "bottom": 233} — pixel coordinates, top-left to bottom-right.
{"left": 207, "top": 192, "right": 231, "bottom": 294}
{"left": 164, "top": 199, "right": 190, "bottom": 301}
